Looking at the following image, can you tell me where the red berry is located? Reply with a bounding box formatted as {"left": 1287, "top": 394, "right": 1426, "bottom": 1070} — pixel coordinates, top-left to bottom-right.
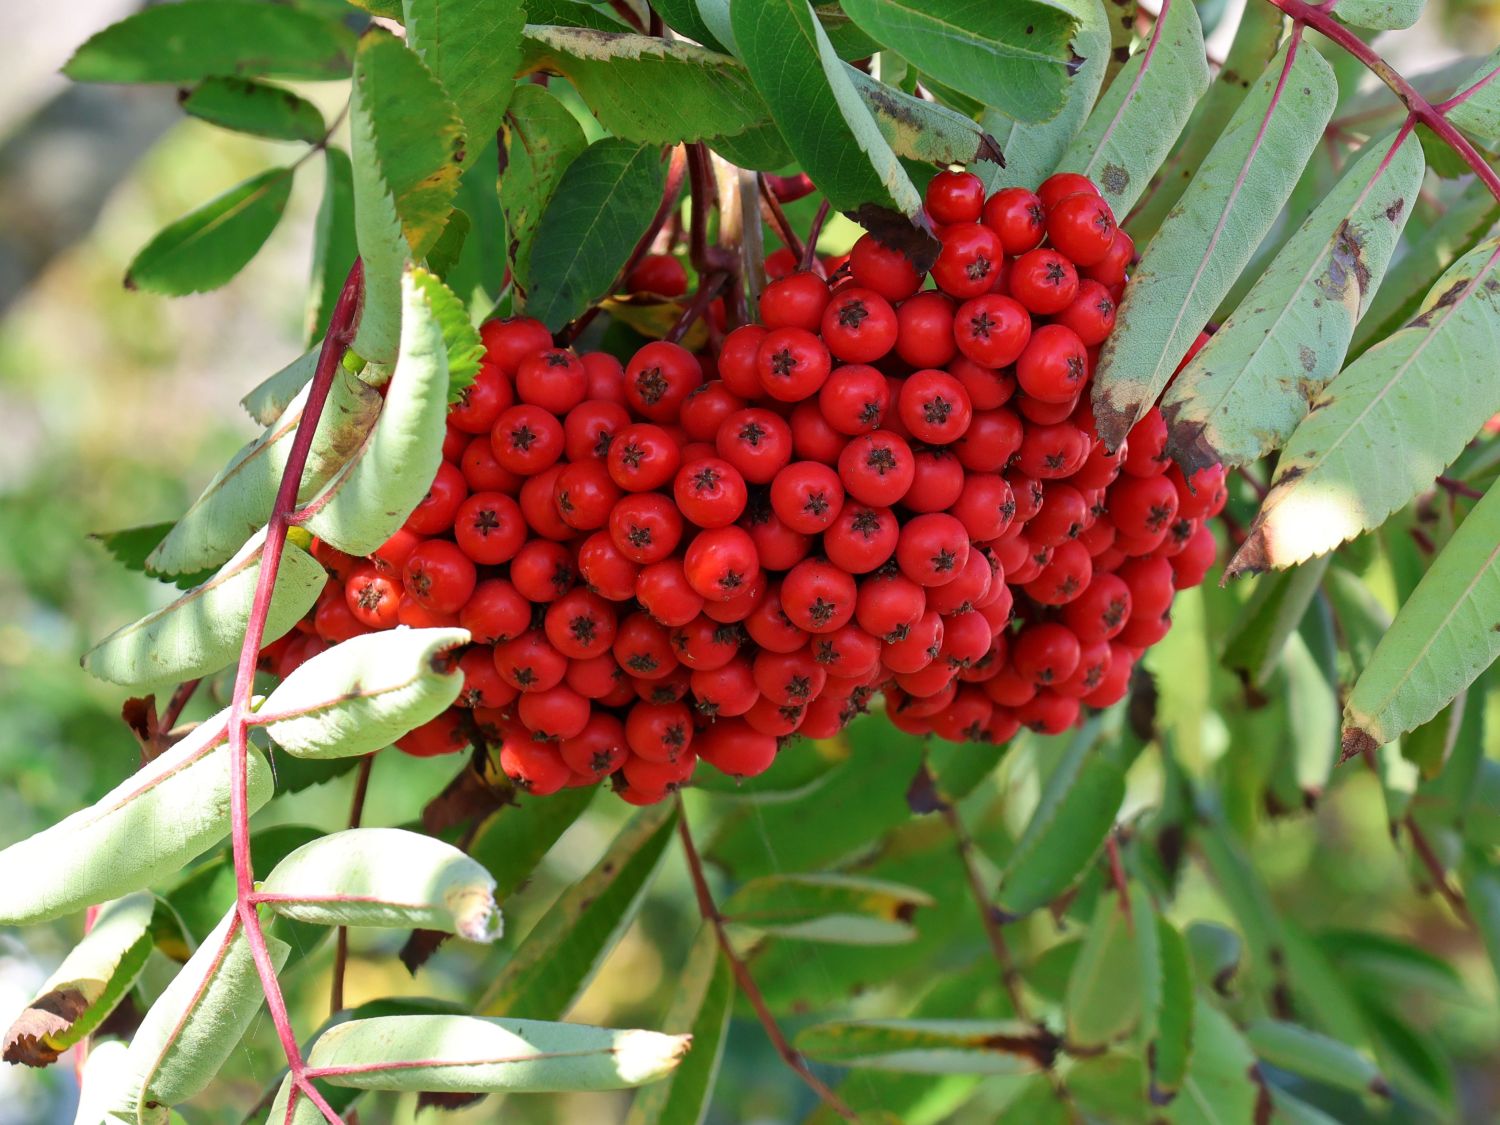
{"left": 898, "top": 368, "right": 972, "bottom": 445}
{"left": 543, "top": 588, "right": 618, "bottom": 659}
{"left": 608, "top": 423, "right": 682, "bottom": 491}
{"left": 494, "top": 631, "right": 568, "bottom": 694}
{"left": 560, "top": 713, "right": 629, "bottom": 779}
{"left": 461, "top": 434, "right": 521, "bottom": 493}
{"left": 345, "top": 564, "right": 401, "bottom": 630}
{"left": 626, "top": 253, "right": 688, "bottom": 297}
{"left": 953, "top": 408, "right": 1024, "bottom": 473}
{"left": 626, "top": 341, "right": 702, "bottom": 422}
{"left": 790, "top": 400, "right": 848, "bottom": 462}
{"left": 674, "top": 457, "right": 749, "bottom": 529}
{"left": 1109, "top": 473, "right": 1180, "bottom": 538}
{"left": 492, "top": 404, "right": 564, "bottom": 475}
{"left": 781, "top": 558, "right": 857, "bottom": 633}
{"left": 563, "top": 400, "right": 631, "bottom": 464}
{"left": 509, "top": 538, "right": 575, "bottom": 603}
{"left": 931, "top": 222, "right": 1004, "bottom": 299}
{"left": 896, "top": 513, "right": 970, "bottom": 587}
{"left": 459, "top": 579, "right": 531, "bottom": 644}
{"left": 906, "top": 446, "right": 967, "bottom": 513}
{"left": 448, "top": 362, "right": 512, "bottom": 434}
{"left": 696, "top": 719, "right": 778, "bottom": 777}
{"left": 1010, "top": 248, "right": 1079, "bottom": 316}
{"left": 770, "top": 461, "right": 845, "bottom": 534}
{"left": 894, "top": 291, "right": 957, "bottom": 368}
{"left": 953, "top": 294, "right": 1031, "bottom": 368}
{"left": 821, "top": 288, "right": 899, "bottom": 363}
{"left": 740, "top": 495, "right": 814, "bottom": 571}
{"left": 499, "top": 735, "right": 572, "bottom": 793}
{"left": 756, "top": 327, "right": 832, "bottom": 402}
{"left": 684, "top": 526, "right": 761, "bottom": 603}
{"left": 1012, "top": 623, "right": 1082, "bottom": 686}
{"left": 1053, "top": 280, "right": 1117, "bottom": 347}
{"left": 818, "top": 363, "right": 890, "bottom": 435}
{"left": 516, "top": 348, "right": 588, "bottom": 413}
{"left": 982, "top": 187, "right": 1046, "bottom": 254}
{"left": 397, "top": 710, "right": 470, "bottom": 758}
{"left": 404, "top": 461, "right": 468, "bottom": 536}
{"left": 1084, "top": 228, "right": 1135, "bottom": 288}
{"left": 759, "top": 270, "right": 831, "bottom": 331}
{"left": 480, "top": 316, "right": 552, "bottom": 374}
{"left": 716, "top": 407, "right": 794, "bottom": 484}
{"left": 453, "top": 492, "right": 526, "bottom": 565}
{"left": 839, "top": 430, "right": 915, "bottom": 506}
{"left": 717, "top": 325, "right": 768, "bottom": 398}
{"left": 1037, "top": 172, "right": 1101, "bottom": 210}
{"left": 849, "top": 232, "right": 923, "bottom": 301}
{"left": 680, "top": 381, "right": 747, "bottom": 443}
{"left": 951, "top": 473, "right": 1016, "bottom": 541}
{"left": 577, "top": 531, "right": 641, "bottom": 601}
{"left": 403, "top": 540, "right": 476, "bottom": 614}
{"left": 1046, "top": 192, "right": 1117, "bottom": 267}
{"left": 926, "top": 169, "right": 985, "bottom": 224}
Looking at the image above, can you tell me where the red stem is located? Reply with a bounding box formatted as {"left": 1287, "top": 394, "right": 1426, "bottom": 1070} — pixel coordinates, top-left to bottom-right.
{"left": 225, "top": 259, "right": 364, "bottom": 1125}
{"left": 1265, "top": 0, "right": 1500, "bottom": 204}
{"left": 329, "top": 753, "right": 375, "bottom": 1017}
{"left": 666, "top": 271, "right": 729, "bottom": 344}
{"left": 159, "top": 677, "right": 201, "bottom": 733}
{"left": 755, "top": 174, "right": 806, "bottom": 263}
{"left": 800, "top": 199, "right": 831, "bottom": 274}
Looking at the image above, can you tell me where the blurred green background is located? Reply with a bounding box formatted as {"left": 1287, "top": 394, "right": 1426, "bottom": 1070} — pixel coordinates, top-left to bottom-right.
{"left": 4, "top": 1, "right": 1500, "bottom": 1122}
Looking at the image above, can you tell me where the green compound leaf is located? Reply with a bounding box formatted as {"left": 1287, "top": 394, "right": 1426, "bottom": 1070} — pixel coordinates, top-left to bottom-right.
{"left": 125, "top": 168, "right": 292, "bottom": 295}
{"left": 995, "top": 718, "right": 1133, "bottom": 920}
{"left": 731, "top": 0, "right": 923, "bottom": 218}
{"left": 303, "top": 269, "right": 454, "bottom": 556}
{"left": 106, "top": 909, "right": 290, "bottom": 1123}
{"left": 1093, "top": 38, "right": 1336, "bottom": 449}
{"left": 522, "top": 138, "right": 667, "bottom": 332}
{"left": 795, "top": 1019, "right": 1055, "bottom": 1074}
{"left": 179, "top": 78, "right": 325, "bottom": 143}
{"left": 306, "top": 147, "right": 358, "bottom": 347}
{"left": 479, "top": 803, "right": 677, "bottom": 1019}
{"left": 722, "top": 873, "right": 934, "bottom": 944}
{"left": 845, "top": 68, "right": 1002, "bottom": 166}
{"left": 978, "top": 0, "right": 1109, "bottom": 195}
{"left": 841, "top": 0, "right": 1080, "bottom": 124}
{"left": 0, "top": 716, "right": 273, "bottom": 926}
{"left": 1342, "top": 483, "right": 1500, "bottom": 754}
{"left": 64, "top": 0, "right": 354, "bottom": 84}
{"left": 1163, "top": 129, "right": 1423, "bottom": 474}
{"left": 348, "top": 30, "right": 465, "bottom": 363}
{"left": 82, "top": 531, "right": 325, "bottom": 688}
{"left": 258, "top": 626, "right": 468, "bottom": 758}
{"left": 1230, "top": 238, "right": 1500, "bottom": 573}
{"left": 502, "top": 84, "right": 590, "bottom": 303}
{"left": 1167, "top": 1001, "right": 1264, "bottom": 1125}
{"left": 147, "top": 367, "right": 380, "bottom": 576}
{"left": 1059, "top": 0, "right": 1211, "bottom": 216}
{"left": 2, "top": 893, "right": 156, "bottom": 1067}
{"left": 278, "top": 1015, "right": 687, "bottom": 1098}
{"left": 259, "top": 828, "right": 501, "bottom": 941}
{"left": 625, "top": 924, "right": 733, "bottom": 1125}
{"left": 418, "top": 266, "right": 485, "bottom": 402}
{"left": 522, "top": 27, "right": 769, "bottom": 145}
{"left": 404, "top": 0, "right": 524, "bottom": 171}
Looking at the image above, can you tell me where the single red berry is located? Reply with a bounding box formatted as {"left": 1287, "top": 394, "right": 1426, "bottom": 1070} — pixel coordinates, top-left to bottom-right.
{"left": 403, "top": 461, "right": 468, "bottom": 536}
{"left": 696, "top": 719, "right": 778, "bottom": 776}
{"left": 461, "top": 434, "right": 521, "bottom": 494}
{"left": 1024, "top": 539, "right": 1093, "bottom": 606}
{"left": 494, "top": 631, "right": 568, "bottom": 694}
{"left": 1016, "top": 324, "right": 1089, "bottom": 404}
{"left": 1084, "top": 227, "right": 1135, "bottom": 288}
{"left": 613, "top": 612, "right": 679, "bottom": 682}
{"left": 1046, "top": 192, "right": 1117, "bottom": 267}
{"left": 608, "top": 422, "right": 682, "bottom": 491}
{"left": 563, "top": 399, "right": 631, "bottom": 464}
{"left": 849, "top": 232, "right": 923, "bottom": 301}
{"left": 1037, "top": 171, "right": 1102, "bottom": 210}
{"left": 672, "top": 457, "right": 747, "bottom": 529}
{"left": 824, "top": 503, "right": 898, "bottom": 574}
{"left": 818, "top": 363, "right": 890, "bottom": 435}
{"left": 1010, "top": 248, "right": 1080, "bottom": 316}
{"left": 931, "top": 222, "right": 1005, "bottom": 299}
{"left": 855, "top": 570, "right": 927, "bottom": 638}
{"left": 543, "top": 588, "right": 618, "bottom": 659}
{"left": 821, "top": 287, "right": 899, "bottom": 363}
{"left": 625, "top": 341, "right": 702, "bottom": 422}
{"left": 717, "top": 324, "right": 768, "bottom": 398}
{"left": 897, "top": 369, "right": 973, "bottom": 445}
{"left": 1109, "top": 473, "right": 1181, "bottom": 538}
{"left": 1015, "top": 689, "right": 1080, "bottom": 735}
{"left": 925, "top": 169, "right": 985, "bottom": 224}
{"left": 1171, "top": 522, "right": 1217, "bottom": 589}
{"left": 839, "top": 430, "right": 915, "bottom": 506}
{"left": 581, "top": 351, "right": 627, "bottom": 403}
{"left": 480, "top": 316, "right": 552, "bottom": 374}
{"left": 739, "top": 494, "right": 813, "bottom": 571}
{"left": 953, "top": 408, "right": 1024, "bottom": 473}
{"left": 448, "top": 362, "right": 513, "bottom": 434}
{"left": 509, "top": 538, "right": 576, "bottom": 604}
{"left": 1121, "top": 408, "right": 1170, "bottom": 477}
{"left": 397, "top": 710, "right": 470, "bottom": 758}
{"left": 905, "top": 446, "right": 967, "bottom": 513}
{"left": 790, "top": 400, "right": 846, "bottom": 463}
{"left": 883, "top": 609, "right": 944, "bottom": 674}
{"left": 1026, "top": 482, "right": 1090, "bottom": 547}
{"left": 626, "top": 252, "right": 689, "bottom": 296}
{"left": 517, "top": 463, "right": 572, "bottom": 541}
{"left": 951, "top": 473, "right": 1016, "bottom": 541}
{"left": 553, "top": 459, "right": 622, "bottom": 532}
{"left": 491, "top": 404, "right": 564, "bottom": 475}
{"left": 683, "top": 526, "right": 761, "bottom": 603}
{"left": 896, "top": 513, "right": 970, "bottom": 587}
{"left": 636, "top": 557, "right": 706, "bottom": 627}
{"left": 344, "top": 564, "right": 401, "bottom": 630}
{"left": 516, "top": 348, "right": 588, "bottom": 413}
{"left": 716, "top": 407, "right": 794, "bottom": 484}
{"left": 459, "top": 578, "right": 531, "bottom": 644}
{"left": 1169, "top": 461, "right": 1229, "bottom": 519}
{"left": 566, "top": 652, "right": 627, "bottom": 700}
{"left": 755, "top": 327, "right": 832, "bottom": 402}
{"left": 403, "top": 540, "right": 476, "bottom": 614}
{"left": 499, "top": 735, "right": 572, "bottom": 793}
{"left": 1053, "top": 280, "right": 1117, "bottom": 347}
{"left": 746, "top": 583, "right": 814, "bottom": 654}
{"left": 770, "top": 461, "right": 845, "bottom": 534}
{"left": 764, "top": 245, "right": 800, "bottom": 279}
{"left": 953, "top": 294, "right": 1031, "bottom": 368}
{"left": 453, "top": 491, "right": 527, "bottom": 565}
{"left": 759, "top": 270, "right": 831, "bottom": 331}
{"left": 1062, "top": 572, "right": 1133, "bottom": 644}
{"left": 680, "top": 380, "right": 747, "bottom": 443}
{"left": 1012, "top": 623, "right": 1082, "bottom": 685}
{"left": 560, "top": 713, "right": 629, "bottom": 779}
{"left": 781, "top": 559, "right": 857, "bottom": 633}
{"left": 925, "top": 547, "right": 995, "bottom": 615}
{"left": 981, "top": 187, "right": 1046, "bottom": 255}
{"left": 894, "top": 291, "right": 957, "bottom": 368}
{"left": 577, "top": 530, "right": 642, "bottom": 601}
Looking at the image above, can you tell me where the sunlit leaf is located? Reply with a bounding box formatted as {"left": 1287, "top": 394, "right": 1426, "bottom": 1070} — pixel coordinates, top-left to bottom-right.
{"left": 180, "top": 77, "right": 325, "bottom": 142}
{"left": 404, "top": 0, "right": 524, "bottom": 170}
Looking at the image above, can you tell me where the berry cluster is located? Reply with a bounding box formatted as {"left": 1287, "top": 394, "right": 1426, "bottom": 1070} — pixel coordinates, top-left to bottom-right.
{"left": 262, "top": 168, "right": 1224, "bottom": 805}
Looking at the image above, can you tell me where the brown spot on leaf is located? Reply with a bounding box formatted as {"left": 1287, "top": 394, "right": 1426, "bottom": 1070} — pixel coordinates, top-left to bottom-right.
{"left": 1224, "top": 527, "right": 1271, "bottom": 580}
{"left": 1339, "top": 726, "right": 1379, "bottom": 763}
{"left": 1322, "top": 220, "right": 1370, "bottom": 299}
{"left": 1100, "top": 162, "right": 1130, "bottom": 195}
{"left": 1410, "top": 276, "right": 1471, "bottom": 328}
{"left": 1299, "top": 344, "right": 1317, "bottom": 373}
{"left": 4, "top": 988, "right": 90, "bottom": 1067}
{"left": 1385, "top": 197, "right": 1405, "bottom": 222}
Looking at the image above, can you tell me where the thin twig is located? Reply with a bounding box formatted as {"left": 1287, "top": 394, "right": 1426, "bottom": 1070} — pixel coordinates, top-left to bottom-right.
{"left": 1105, "top": 834, "right": 1133, "bottom": 933}
{"left": 225, "top": 260, "right": 365, "bottom": 1125}
{"left": 675, "top": 802, "right": 858, "bottom": 1122}
{"left": 801, "top": 199, "right": 831, "bottom": 274}
{"left": 755, "top": 174, "right": 806, "bottom": 262}
{"left": 925, "top": 768, "right": 1031, "bottom": 1021}
{"left": 666, "top": 271, "right": 729, "bottom": 344}
{"left": 1404, "top": 815, "right": 1470, "bottom": 919}
{"left": 330, "top": 754, "right": 375, "bottom": 1017}
{"left": 159, "top": 677, "right": 201, "bottom": 733}
{"left": 1436, "top": 475, "right": 1485, "bottom": 500}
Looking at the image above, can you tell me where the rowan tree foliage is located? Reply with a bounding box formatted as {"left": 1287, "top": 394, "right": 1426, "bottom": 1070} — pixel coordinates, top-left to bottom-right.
{"left": 5, "top": 0, "right": 1500, "bottom": 1122}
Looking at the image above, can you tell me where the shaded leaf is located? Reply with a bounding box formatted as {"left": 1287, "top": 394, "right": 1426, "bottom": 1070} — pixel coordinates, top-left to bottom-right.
{"left": 1245, "top": 1019, "right": 1386, "bottom": 1096}
{"left": 242, "top": 348, "right": 317, "bottom": 426}
{"left": 841, "top": 0, "right": 1080, "bottom": 124}
{"left": 479, "top": 804, "right": 677, "bottom": 1018}
{"left": 306, "top": 148, "right": 358, "bottom": 346}
{"left": 404, "top": 0, "right": 524, "bottom": 171}
{"left": 1149, "top": 916, "right": 1195, "bottom": 1104}
{"left": 1221, "top": 557, "right": 1331, "bottom": 687}
{"left": 1065, "top": 886, "right": 1142, "bottom": 1049}
{"left": 522, "top": 139, "right": 667, "bottom": 332}
{"left": 1342, "top": 482, "right": 1500, "bottom": 754}
{"left": 722, "top": 873, "right": 933, "bottom": 944}
{"left": 795, "top": 1019, "right": 1057, "bottom": 1073}
{"left": 1166, "top": 1001, "right": 1265, "bottom": 1125}
{"left": 1059, "top": 0, "right": 1210, "bottom": 216}
{"left": 1163, "top": 129, "right": 1423, "bottom": 473}
{"left": 468, "top": 787, "right": 595, "bottom": 901}
{"left": 1093, "top": 38, "right": 1336, "bottom": 449}
{"left": 125, "top": 168, "right": 292, "bottom": 295}
{"left": 1445, "top": 51, "right": 1500, "bottom": 145}
{"left": 502, "top": 83, "right": 590, "bottom": 301}
{"left": 83, "top": 531, "right": 324, "bottom": 688}
{"left": 846, "top": 67, "right": 1002, "bottom": 166}
{"left": 180, "top": 78, "right": 325, "bottom": 142}
{"left": 1231, "top": 239, "right": 1500, "bottom": 573}
{"left": 64, "top": 1, "right": 353, "bottom": 84}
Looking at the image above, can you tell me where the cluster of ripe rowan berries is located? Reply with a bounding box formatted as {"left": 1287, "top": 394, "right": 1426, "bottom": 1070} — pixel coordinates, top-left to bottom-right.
{"left": 261, "top": 167, "right": 1224, "bottom": 805}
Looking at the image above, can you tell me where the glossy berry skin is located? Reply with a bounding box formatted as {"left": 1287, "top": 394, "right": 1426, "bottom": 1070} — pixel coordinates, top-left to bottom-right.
{"left": 926, "top": 169, "right": 986, "bottom": 224}
{"left": 849, "top": 232, "right": 922, "bottom": 300}
{"left": 1010, "top": 248, "right": 1080, "bottom": 316}
{"left": 403, "top": 540, "right": 476, "bottom": 615}
{"left": 1062, "top": 572, "right": 1132, "bottom": 644}
{"left": 820, "top": 288, "right": 898, "bottom": 363}
{"left": 516, "top": 348, "right": 588, "bottom": 414}
{"left": 494, "top": 630, "right": 568, "bottom": 694}
{"left": 1085, "top": 228, "right": 1135, "bottom": 288}
{"left": 1037, "top": 171, "right": 1101, "bottom": 210}
{"left": 1109, "top": 473, "right": 1180, "bottom": 538}
{"left": 770, "top": 461, "right": 845, "bottom": 535}
{"left": 839, "top": 430, "right": 915, "bottom": 507}
{"left": 696, "top": 720, "right": 778, "bottom": 777}
{"left": 397, "top": 711, "right": 470, "bottom": 758}
{"left": 781, "top": 558, "right": 857, "bottom": 633}
{"left": 404, "top": 461, "right": 467, "bottom": 535}
{"left": 823, "top": 503, "right": 899, "bottom": 574}
{"left": 759, "top": 270, "right": 831, "bottom": 331}
{"left": 755, "top": 327, "right": 832, "bottom": 402}
{"left": 896, "top": 513, "right": 971, "bottom": 587}
{"left": 1016, "top": 324, "right": 1089, "bottom": 404}
{"left": 981, "top": 187, "right": 1046, "bottom": 254}
{"left": 459, "top": 578, "right": 531, "bottom": 644}
{"left": 1054, "top": 280, "right": 1118, "bottom": 347}
{"left": 480, "top": 316, "right": 552, "bottom": 373}
{"left": 626, "top": 341, "right": 702, "bottom": 422}
{"left": 1045, "top": 192, "right": 1117, "bottom": 267}
{"left": 345, "top": 564, "right": 401, "bottom": 630}
{"left": 898, "top": 369, "right": 973, "bottom": 445}
{"left": 680, "top": 381, "right": 746, "bottom": 443}
{"left": 626, "top": 253, "right": 688, "bottom": 296}
{"left": 717, "top": 324, "right": 768, "bottom": 398}
{"left": 454, "top": 491, "right": 527, "bottom": 565}
{"left": 626, "top": 701, "right": 695, "bottom": 763}
{"left": 674, "top": 457, "right": 749, "bottom": 529}
{"left": 953, "top": 294, "right": 1032, "bottom": 368}
{"left": 895, "top": 292, "right": 957, "bottom": 368}
{"left": 560, "top": 713, "right": 629, "bottom": 779}
{"left": 509, "top": 539, "right": 575, "bottom": 603}
{"left": 608, "top": 423, "right": 681, "bottom": 491}
{"left": 855, "top": 571, "right": 926, "bottom": 638}
{"left": 1012, "top": 623, "right": 1082, "bottom": 685}
{"left": 716, "top": 408, "right": 794, "bottom": 484}
{"left": 906, "top": 447, "right": 966, "bottom": 513}
{"left": 553, "top": 459, "right": 622, "bottom": 531}
{"left": 448, "top": 363, "right": 512, "bottom": 434}
{"left": 684, "top": 526, "right": 760, "bottom": 603}
{"left": 492, "top": 405, "right": 564, "bottom": 475}
{"left": 931, "top": 223, "right": 1005, "bottom": 299}
{"left": 818, "top": 363, "right": 890, "bottom": 435}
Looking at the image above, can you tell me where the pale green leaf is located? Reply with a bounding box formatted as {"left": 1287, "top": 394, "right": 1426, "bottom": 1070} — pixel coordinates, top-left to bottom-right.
{"left": 731, "top": 0, "right": 923, "bottom": 217}
{"left": 82, "top": 531, "right": 325, "bottom": 688}
{"left": 148, "top": 367, "right": 380, "bottom": 576}
{"left": 479, "top": 804, "right": 677, "bottom": 1018}
{"left": 502, "top": 84, "right": 590, "bottom": 297}
{"left": 242, "top": 349, "right": 316, "bottom": 426}
{"left": 1336, "top": 0, "right": 1425, "bottom": 30}
{"left": 258, "top": 627, "right": 467, "bottom": 758}
{"left": 348, "top": 30, "right": 465, "bottom": 362}
{"left": 1094, "top": 39, "right": 1336, "bottom": 448}
{"left": 404, "top": 0, "right": 524, "bottom": 170}
{"left": 1231, "top": 238, "right": 1500, "bottom": 572}
{"left": 722, "top": 873, "right": 934, "bottom": 944}
{"left": 1163, "top": 130, "right": 1423, "bottom": 472}
{"left": 293, "top": 1015, "right": 688, "bottom": 1094}
{"left": 106, "top": 909, "right": 289, "bottom": 1123}
{"left": 259, "top": 827, "right": 501, "bottom": 940}
{"left": 795, "top": 1019, "right": 1053, "bottom": 1074}
{"left": 522, "top": 139, "right": 667, "bottom": 332}
{"left": 1343, "top": 482, "right": 1500, "bottom": 752}
{"left": 180, "top": 78, "right": 325, "bottom": 143}
{"left": 125, "top": 168, "right": 292, "bottom": 295}
{"left": 1220, "top": 557, "right": 1331, "bottom": 686}
{"left": 845, "top": 68, "right": 1002, "bottom": 166}
{"left": 2, "top": 894, "right": 156, "bottom": 1067}
{"left": 303, "top": 268, "right": 453, "bottom": 555}
{"left": 1059, "top": 0, "right": 1210, "bottom": 215}
{"left": 306, "top": 147, "right": 357, "bottom": 346}
{"left": 64, "top": 1, "right": 354, "bottom": 84}
{"left": 841, "top": 0, "right": 1080, "bottom": 123}
{"left": 625, "top": 925, "right": 733, "bottom": 1125}
{"left": 1445, "top": 52, "right": 1500, "bottom": 145}
{"left": 978, "top": 0, "right": 1109, "bottom": 195}
{"left": 0, "top": 716, "right": 272, "bottom": 926}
